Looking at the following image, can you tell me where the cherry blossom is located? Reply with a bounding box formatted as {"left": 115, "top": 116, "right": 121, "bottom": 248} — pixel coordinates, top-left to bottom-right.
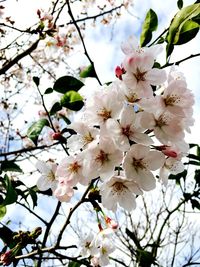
{"left": 77, "top": 231, "right": 96, "bottom": 258}
{"left": 83, "top": 136, "right": 123, "bottom": 181}
{"left": 106, "top": 105, "right": 153, "bottom": 151}
{"left": 83, "top": 83, "right": 123, "bottom": 126}
{"left": 53, "top": 177, "right": 74, "bottom": 202}
{"left": 158, "top": 79, "right": 194, "bottom": 116}
{"left": 123, "top": 144, "right": 165, "bottom": 191}
{"left": 159, "top": 157, "right": 185, "bottom": 186}
{"left": 67, "top": 121, "right": 100, "bottom": 153}
{"left": 56, "top": 152, "right": 89, "bottom": 186}
{"left": 140, "top": 110, "right": 185, "bottom": 144}
{"left": 100, "top": 174, "right": 143, "bottom": 211}
{"left": 92, "top": 235, "right": 115, "bottom": 267}
{"left": 36, "top": 160, "right": 58, "bottom": 192}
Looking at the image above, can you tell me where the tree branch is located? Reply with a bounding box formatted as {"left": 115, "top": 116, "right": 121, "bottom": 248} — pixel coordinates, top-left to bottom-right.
{"left": 0, "top": 39, "right": 40, "bottom": 75}
{"left": 66, "top": 0, "right": 102, "bottom": 85}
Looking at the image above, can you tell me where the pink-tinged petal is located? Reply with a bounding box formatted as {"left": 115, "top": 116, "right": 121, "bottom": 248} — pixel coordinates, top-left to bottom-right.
{"left": 147, "top": 44, "right": 163, "bottom": 57}
{"left": 144, "top": 151, "right": 165, "bottom": 170}
{"left": 159, "top": 167, "right": 169, "bottom": 186}
{"left": 121, "top": 36, "right": 139, "bottom": 54}
{"left": 138, "top": 170, "right": 156, "bottom": 191}
{"left": 140, "top": 112, "right": 156, "bottom": 129}
{"left": 120, "top": 193, "right": 136, "bottom": 211}
{"left": 106, "top": 119, "right": 121, "bottom": 137}
{"left": 130, "top": 144, "right": 150, "bottom": 159}
{"left": 138, "top": 54, "right": 154, "bottom": 71}
{"left": 123, "top": 73, "right": 137, "bottom": 88}
{"left": 137, "top": 82, "right": 154, "bottom": 98}
{"left": 146, "top": 68, "right": 167, "bottom": 85}
{"left": 120, "top": 105, "right": 136, "bottom": 126}
{"left": 130, "top": 132, "right": 153, "bottom": 146}
{"left": 37, "top": 176, "right": 50, "bottom": 191}
{"left": 36, "top": 160, "right": 50, "bottom": 174}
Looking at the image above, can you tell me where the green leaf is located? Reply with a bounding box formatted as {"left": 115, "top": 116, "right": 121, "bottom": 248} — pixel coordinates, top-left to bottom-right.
{"left": 60, "top": 91, "right": 84, "bottom": 111}
{"left": 68, "top": 262, "right": 82, "bottom": 267}
{"left": 140, "top": 9, "right": 158, "bottom": 47}
{"left": 177, "top": 0, "right": 183, "bottom": 9}
{"left": 49, "top": 102, "right": 62, "bottom": 115}
{"left": 0, "top": 206, "right": 6, "bottom": 220}
{"left": 28, "top": 187, "right": 38, "bottom": 208}
{"left": 166, "top": 43, "right": 174, "bottom": 58}
{"left": 0, "top": 225, "right": 17, "bottom": 248}
{"left": 53, "top": 76, "right": 84, "bottom": 94}
{"left": 59, "top": 114, "right": 71, "bottom": 125}
{"left": 1, "top": 161, "right": 23, "bottom": 173}
{"left": 33, "top": 76, "right": 40, "bottom": 87}
{"left": 192, "top": 13, "right": 200, "bottom": 25}
{"left": 44, "top": 87, "right": 53, "bottom": 94}
{"left": 27, "top": 118, "right": 50, "bottom": 145}
{"left": 80, "top": 65, "right": 96, "bottom": 78}
{"left": 175, "top": 20, "right": 199, "bottom": 45}
{"left": 166, "top": 3, "right": 200, "bottom": 45}
{"left": 1, "top": 175, "right": 18, "bottom": 206}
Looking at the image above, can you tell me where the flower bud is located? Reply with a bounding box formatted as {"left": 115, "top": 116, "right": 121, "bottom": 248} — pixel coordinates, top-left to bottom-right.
{"left": 105, "top": 217, "right": 118, "bottom": 230}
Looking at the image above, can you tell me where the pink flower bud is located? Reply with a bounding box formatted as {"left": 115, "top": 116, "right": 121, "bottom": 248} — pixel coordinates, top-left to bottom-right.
{"left": 1, "top": 250, "right": 14, "bottom": 266}
{"left": 37, "top": 9, "right": 41, "bottom": 18}
{"left": 105, "top": 217, "right": 118, "bottom": 230}
{"left": 162, "top": 149, "right": 178, "bottom": 158}
{"left": 115, "top": 66, "right": 125, "bottom": 80}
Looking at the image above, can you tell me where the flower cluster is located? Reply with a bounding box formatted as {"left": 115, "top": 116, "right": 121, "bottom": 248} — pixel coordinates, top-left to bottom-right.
{"left": 35, "top": 36, "right": 194, "bottom": 265}
{"left": 37, "top": 36, "right": 194, "bottom": 210}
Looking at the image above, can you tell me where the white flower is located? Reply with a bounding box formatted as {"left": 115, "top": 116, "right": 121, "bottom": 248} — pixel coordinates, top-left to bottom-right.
{"left": 77, "top": 231, "right": 95, "bottom": 258}
{"left": 122, "top": 53, "right": 166, "bottom": 98}
{"left": 56, "top": 152, "right": 90, "bottom": 186}
{"left": 83, "top": 84, "right": 123, "bottom": 126}
{"left": 159, "top": 158, "right": 185, "bottom": 186}
{"left": 53, "top": 177, "right": 74, "bottom": 202}
{"left": 100, "top": 174, "right": 143, "bottom": 211}
{"left": 92, "top": 235, "right": 115, "bottom": 267}
{"left": 106, "top": 105, "right": 153, "bottom": 151}
{"left": 67, "top": 122, "right": 99, "bottom": 153}
{"left": 123, "top": 144, "right": 165, "bottom": 191}
{"left": 160, "top": 79, "right": 194, "bottom": 117}
{"left": 36, "top": 160, "right": 58, "bottom": 191}
{"left": 83, "top": 136, "right": 123, "bottom": 181}
{"left": 141, "top": 110, "right": 185, "bottom": 144}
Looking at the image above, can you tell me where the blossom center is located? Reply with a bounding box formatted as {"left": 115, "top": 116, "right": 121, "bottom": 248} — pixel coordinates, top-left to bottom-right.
{"left": 132, "top": 158, "right": 146, "bottom": 171}
{"left": 155, "top": 114, "right": 168, "bottom": 127}
{"left": 97, "top": 108, "right": 111, "bottom": 122}
{"left": 47, "top": 171, "right": 55, "bottom": 182}
{"left": 83, "top": 132, "right": 94, "bottom": 145}
{"left": 68, "top": 161, "right": 81, "bottom": 173}
{"left": 95, "top": 150, "right": 109, "bottom": 165}
{"left": 112, "top": 181, "right": 126, "bottom": 193}
{"left": 164, "top": 94, "right": 181, "bottom": 106}
{"left": 122, "top": 125, "right": 132, "bottom": 137}
{"left": 134, "top": 68, "right": 146, "bottom": 83}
